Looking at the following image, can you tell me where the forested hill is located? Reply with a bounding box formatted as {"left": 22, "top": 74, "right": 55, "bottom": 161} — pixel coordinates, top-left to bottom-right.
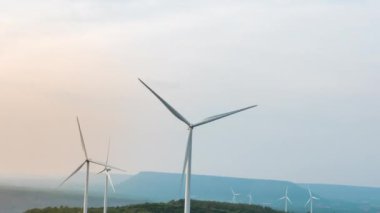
{"left": 25, "top": 200, "right": 283, "bottom": 213}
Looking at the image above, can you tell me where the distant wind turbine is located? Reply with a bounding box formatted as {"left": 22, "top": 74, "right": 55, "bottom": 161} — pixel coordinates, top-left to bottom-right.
{"left": 59, "top": 117, "right": 122, "bottom": 213}
{"left": 98, "top": 140, "right": 125, "bottom": 213}
{"left": 231, "top": 188, "right": 240, "bottom": 203}
{"left": 138, "top": 79, "right": 257, "bottom": 213}
{"left": 261, "top": 202, "right": 272, "bottom": 207}
{"left": 305, "top": 187, "right": 319, "bottom": 213}
{"left": 247, "top": 192, "right": 253, "bottom": 205}
{"left": 279, "top": 186, "right": 292, "bottom": 212}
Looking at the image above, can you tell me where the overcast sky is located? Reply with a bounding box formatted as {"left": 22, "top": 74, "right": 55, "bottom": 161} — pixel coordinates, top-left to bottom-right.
{"left": 0, "top": 0, "right": 379, "bottom": 187}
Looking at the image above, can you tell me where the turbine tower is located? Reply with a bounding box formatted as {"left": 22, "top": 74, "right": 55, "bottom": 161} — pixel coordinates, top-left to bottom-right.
{"left": 98, "top": 140, "right": 125, "bottom": 213}
{"left": 279, "top": 186, "right": 292, "bottom": 212}
{"left": 231, "top": 188, "right": 240, "bottom": 203}
{"left": 139, "top": 79, "right": 257, "bottom": 213}
{"left": 59, "top": 117, "right": 121, "bottom": 213}
{"left": 305, "top": 187, "right": 319, "bottom": 213}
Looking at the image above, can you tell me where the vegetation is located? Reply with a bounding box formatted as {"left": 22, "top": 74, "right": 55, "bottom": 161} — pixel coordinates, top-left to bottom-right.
{"left": 25, "top": 200, "right": 283, "bottom": 213}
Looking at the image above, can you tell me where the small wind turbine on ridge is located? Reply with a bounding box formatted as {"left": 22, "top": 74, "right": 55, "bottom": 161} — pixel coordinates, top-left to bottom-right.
{"left": 247, "top": 192, "right": 253, "bottom": 205}
{"left": 279, "top": 186, "right": 292, "bottom": 212}
{"left": 231, "top": 188, "right": 240, "bottom": 203}
{"left": 58, "top": 117, "right": 123, "bottom": 213}
{"left": 98, "top": 139, "right": 125, "bottom": 213}
{"left": 305, "top": 186, "right": 319, "bottom": 213}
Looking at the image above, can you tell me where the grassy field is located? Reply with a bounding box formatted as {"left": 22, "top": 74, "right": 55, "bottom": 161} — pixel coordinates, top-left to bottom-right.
{"left": 25, "top": 200, "right": 283, "bottom": 213}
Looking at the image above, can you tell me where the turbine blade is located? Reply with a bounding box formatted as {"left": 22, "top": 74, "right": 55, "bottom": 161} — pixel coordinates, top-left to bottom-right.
{"left": 308, "top": 186, "right": 312, "bottom": 197}
{"left": 106, "top": 171, "right": 116, "bottom": 192}
{"left": 305, "top": 199, "right": 311, "bottom": 207}
{"left": 106, "top": 138, "right": 110, "bottom": 166}
{"left": 193, "top": 105, "right": 257, "bottom": 127}
{"left": 279, "top": 196, "right": 286, "bottom": 200}
{"left": 107, "top": 165, "right": 126, "bottom": 172}
{"left": 180, "top": 130, "right": 192, "bottom": 193}
{"left": 287, "top": 197, "right": 292, "bottom": 204}
{"left": 76, "top": 117, "right": 88, "bottom": 160}
{"left": 138, "top": 79, "right": 191, "bottom": 126}
{"left": 97, "top": 168, "right": 107, "bottom": 174}
{"left": 89, "top": 160, "right": 126, "bottom": 172}
{"left": 312, "top": 196, "right": 320, "bottom": 200}
{"left": 58, "top": 161, "right": 86, "bottom": 187}
{"left": 89, "top": 159, "right": 107, "bottom": 167}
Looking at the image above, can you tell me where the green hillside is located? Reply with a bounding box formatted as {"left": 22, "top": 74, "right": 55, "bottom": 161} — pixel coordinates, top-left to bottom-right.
{"left": 25, "top": 200, "right": 283, "bottom": 213}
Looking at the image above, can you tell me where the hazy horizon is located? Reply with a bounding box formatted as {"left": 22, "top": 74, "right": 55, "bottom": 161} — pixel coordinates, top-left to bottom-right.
{"left": 0, "top": 0, "right": 379, "bottom": 188}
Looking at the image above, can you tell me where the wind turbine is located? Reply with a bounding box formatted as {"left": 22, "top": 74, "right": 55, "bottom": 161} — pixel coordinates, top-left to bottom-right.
{"left": 247, "top": 192, "right": 253, "bottom": 205}
{"left": 305, "top": 187, "right": 319, "bottom": 213}
{"left": 262, "top": 202, "right": 272, "bottom": 208}
{"left": 279, "top": 186, "right": 292, "bottom": 212}
{"left": 231, "top": 188, "right": 240, "bottom": 203}
{"left": 98, "top": 140, "right": 125, "bottom": 213}
{"left": 59, "top": 117, "right": 121, "bottom": 213}
{"left": 139, "top": 79, "right": 257, "bottom": 213}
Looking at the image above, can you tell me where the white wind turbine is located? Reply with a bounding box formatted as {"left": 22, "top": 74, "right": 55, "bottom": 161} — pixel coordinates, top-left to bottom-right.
{"left": 247, "top": 192, "right": 253, "bottom": 205}
{"left": 59, "top": 117, "right": 122, "bottom": 213}
{"left": 279, "top": 186, "right": 292, "bottom": 212}
{"left": 98, "top": 140, "right": 125, "bottom": 213}
{"left": 231, "top": 188, "right": 240, "bottom": 203}
{"left": 139, "top": 79, "right": 257, "bottom": 213}
{"left": 305, "top": 187, "right": 319, "bottom": 213}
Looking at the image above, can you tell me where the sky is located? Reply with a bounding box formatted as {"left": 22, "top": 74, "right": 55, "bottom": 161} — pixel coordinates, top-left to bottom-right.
{"left": 0, "top": 0, "right": 379, "bottom": 187}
